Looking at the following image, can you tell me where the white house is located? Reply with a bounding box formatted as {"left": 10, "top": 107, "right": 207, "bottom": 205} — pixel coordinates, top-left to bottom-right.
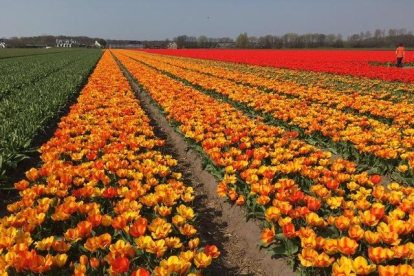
{"left": 0, "top": 41, "right": 6, "bottom": 48}
{"left": 167, "top": 42, "right": 178, "bottom": 49}
{"left": 56, "top": 39, "right": 78, "bottom": 47}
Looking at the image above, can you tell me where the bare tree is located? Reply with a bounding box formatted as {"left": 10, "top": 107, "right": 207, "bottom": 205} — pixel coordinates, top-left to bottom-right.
{"left": 198, "top": 35, "right": 208, "bottom": 48}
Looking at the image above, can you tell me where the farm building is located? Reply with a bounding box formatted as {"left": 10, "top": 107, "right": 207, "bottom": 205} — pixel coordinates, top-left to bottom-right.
{"left": 109, "top": 41, "right": 144, "bottom": 49}
{"left": 0, "top": 41, "right": 6, "bottom": 48}
{"left": 56, "top": 39, "right": 78, "bottom": 47}
{"left": 94, "top": 40, "right": 103, "bottom": 48}
{"left": 167, "top": 42, "right": 178, "bottom": 49}
{"left": 216, "top": 42, "right": 236, "bottom": 48}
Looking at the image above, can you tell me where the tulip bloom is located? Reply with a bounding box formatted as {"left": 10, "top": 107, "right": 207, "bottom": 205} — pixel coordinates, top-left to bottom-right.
{"left": 194, "top": 252, "right": 212, "bottom": 268}
{"left": 282, "top": 223, "right": 296, "bottom": 239}
{"left": 109, "top": 257, "right": 130, "bottom": 274}
{"left": 130, "top": 217, "right": 148, "bottom": 238}
{"left": 204, "top": 245, "right": 221, "bottom": 258}
{"left": 298, "top": 248, "right": 318, "bottom": 267}
{"left": 337, "top": 237, "right": 358, "bottom": 255}
{"left": 332, "top": 256, "right": 355, "bottom": 276}
{"left": 261, "top": 225, "right": 275, "bottom": 243}
{"left": 352, "top": 256, "right": 376, "bottom": 275}
{"left": 368, "top": 247, "right": 395, "bottom": 264}
{"left": 131, "top": 268, "right": 151, "bottom": 276}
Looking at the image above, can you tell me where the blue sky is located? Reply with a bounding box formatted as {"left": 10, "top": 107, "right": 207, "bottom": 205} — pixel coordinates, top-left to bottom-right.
{"left": 1, "top": 0, "right": 413, "bottom": 40}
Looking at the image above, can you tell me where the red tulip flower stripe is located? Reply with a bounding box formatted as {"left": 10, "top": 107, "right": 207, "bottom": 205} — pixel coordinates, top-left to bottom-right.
{"left": 141, "top": 49, "right": 414, "bottom": 84}
{"left": 0, "top": 51, "right": 219, "bottom": 276}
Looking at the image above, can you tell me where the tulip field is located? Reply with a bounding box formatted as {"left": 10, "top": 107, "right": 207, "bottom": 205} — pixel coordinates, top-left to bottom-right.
{"left": 0, "top": 49, "right": 102, "bottom": 185}
{"left": 2, "top": 48, "right": 414, "bottom": 276}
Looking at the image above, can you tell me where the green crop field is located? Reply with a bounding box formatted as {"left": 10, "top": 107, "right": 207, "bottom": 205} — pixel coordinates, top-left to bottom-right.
{"left": 0, "top": 48, "right": 83, "bottom": 59}
{"left": 0, "top": 49, "right": 102, "bottom": 186}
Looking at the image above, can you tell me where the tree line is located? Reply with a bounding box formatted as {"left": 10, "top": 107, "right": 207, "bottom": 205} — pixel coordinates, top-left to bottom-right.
{"left": 2, "top": 28, "right": 414, "bottom": 49}
{"left": 170, "top": 28, "right": 414, "bottom": 49}
{"left": 2, "top": 35, "right": 107, "bottom": 47}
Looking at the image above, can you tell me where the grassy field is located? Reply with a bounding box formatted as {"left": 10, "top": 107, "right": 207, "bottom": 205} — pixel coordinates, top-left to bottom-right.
{"left": 0, "top": 47, "right": 90, "bottom": 59}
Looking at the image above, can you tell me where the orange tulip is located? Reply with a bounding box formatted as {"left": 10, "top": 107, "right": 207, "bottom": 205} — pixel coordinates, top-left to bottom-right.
{"left": 109, "top": 257, "right": 130, "bottom": 274}
{"left": 14, "top": 180, "right": 30, "bottom": 191}
{"left": 352, "top": 256, "right": 376, "bottom": 275}
{"left": 26, "top": 168, "right": 40, "bottom": 181}
{"left": 52, "top": 254, "right": 68, "bottom": 268}
{"left": 130, "top": 217, "right": 148, "bottom": 237}
{"left": 111, "top": 216, "right": 127, "bottom": 230}
{"left": 323, "top": 239, "right": 338, "bottom": 255}
{"left": 378, "top": 265, "right": 397, "bottom": 276}
{"left": 313, "top": 252, "right": 334, "bottom": 268}
{"left": 87, "top": 214, "right": 102, "bottom": 227}
{"left": 392, "top": 244, "right": 410, "bottom": 259}
{"left": 335, "top": 216, "right": 350, "bottom": 231}
{"left": 397, "top": 264, "right": 414, "bottom": 276}
{"left": 379, "top": 231, "right": 401, "bottom": 246}
{"left": 261, "top": 225, "right": 275, "bottom": 244}
{"left": 29, "top": 251, "right": 53, "bottom": 273}
{"left": 298, "top": 248, "right": 318, "bottom": 267}
{"left": 282, "top": 223, "right": 296, "bottom": 239}
{"left": 79, "top": 255, "right": 88, "bottom": 266}
{"left": 76, "top": 221, "right": 92, "bottom": 238}
{"left": 368, "top": 247, "right": 394, "bottom": 264}
{"left": 232, "top": 193, "right": 244, "bottom": 205}
{"left": 265, "top": 207, "right": 281, "bottom": 222}
{"left": 364, "top": 231, "right": 381, "bottom": 245}
{"left": 131, "top": 268, "right": 151, "bottom": 276}
{"left": 204, "top": 245, "right": 221, "bottom": 258}
{"left": 348, "top": 225, "right": 365, "bottom": 241}
{"left": 332, "top": 256, "right": 355, "bottom": 276}
{"left": 301, "top": 235, "right": 317, "bottom": 249}
{"left": 64, "top": 228, "right": 80, "bottom": 242}
{"left": 194, "top": 252, "right": 212, "bottom": 268}
{"left": 337, "top": 237, "right": 358, "bottom": 255}
{"left": 90, "top": 257, "right": 100, "bottom": 269}
{"left": 52, "top": 239, "right": 71, "bottom": 253}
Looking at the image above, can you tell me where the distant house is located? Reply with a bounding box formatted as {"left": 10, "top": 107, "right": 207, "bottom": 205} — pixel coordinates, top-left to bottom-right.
{"left": 216, "top": 42, "right": 236, "bottom": 49}
{"left": 94, "top": 40, "right": 103, "bottom": 48}
{"left": 0, "top": 41, "right": 6, "bottom": 48}
{"left": 56, "top": 39, "right": 78, "bottom": 47}
{"left": 109, "top": 41, "right": 144, "bottom": 49}
{"left": 167, "top": 42, "right": 178, "bottom": 49}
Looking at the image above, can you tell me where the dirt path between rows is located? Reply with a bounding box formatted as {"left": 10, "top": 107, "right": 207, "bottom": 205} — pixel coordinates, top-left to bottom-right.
{"left": 114, "top": 54, "right": 295, "bottom": 276}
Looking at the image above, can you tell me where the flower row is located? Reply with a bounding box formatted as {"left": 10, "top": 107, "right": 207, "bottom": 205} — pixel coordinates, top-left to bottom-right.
{"left": 0, "top": 51, "right": 218, "bottom": 276}
{"left": 140, "top": 52, "right": 414, "bottom": 127}
{"left": 141, "top": 49, "right": 414, "bottom": 84}
{"left": 113, "top": 50, "right": 414, "bottom": 276}
{"left": 119, "top": 50, "right": 414, "bottom": 177}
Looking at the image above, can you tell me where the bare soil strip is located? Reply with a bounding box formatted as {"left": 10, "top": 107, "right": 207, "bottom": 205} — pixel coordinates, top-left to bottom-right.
{"left": 114, "top": 54, "right": 295, "bottom": 276}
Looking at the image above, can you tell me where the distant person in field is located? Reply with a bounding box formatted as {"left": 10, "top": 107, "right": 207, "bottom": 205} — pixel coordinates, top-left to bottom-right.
{"left": 396, "top": 43, "right": 405, "bottom": 68}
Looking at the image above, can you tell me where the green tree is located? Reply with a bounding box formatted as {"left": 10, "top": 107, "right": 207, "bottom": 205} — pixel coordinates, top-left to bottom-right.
{"left": 97, "top": 39, "right": 107, "bottom": 47}
{"left": 236, "top": 33, "right": 248, "bottom": 48}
